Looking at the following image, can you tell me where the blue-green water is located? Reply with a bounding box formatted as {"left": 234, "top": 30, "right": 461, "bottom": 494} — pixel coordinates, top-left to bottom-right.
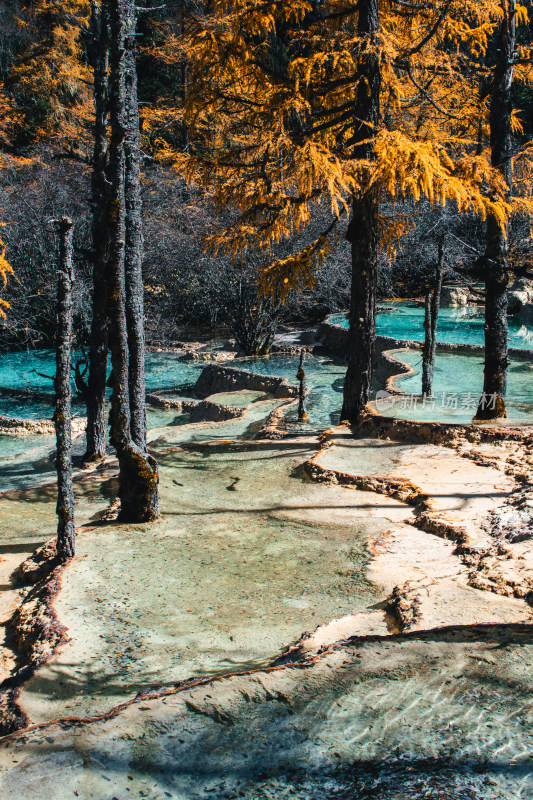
{"left": 373, "top": 349, "right": 533, "bottom": 424}
{"left": 236, "top": 354, "right": 345, "bottom": 429}
{"left": 3, "top": 306, "right": 533, "bottom": 436}
{"left": 330, "top": 302, "right": 533, "bottom": 349}
{"left": 0, "top": 351, "right": 345, "bottom": 429}
{"left": 0, "top": 350, "right": 201, "bottom": 394}
{"left": 0, "top": 350, "right": 204, "bottom": 421}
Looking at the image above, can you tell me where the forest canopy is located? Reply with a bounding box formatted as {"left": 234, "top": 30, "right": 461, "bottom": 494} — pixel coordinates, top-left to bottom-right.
{"left": 0, "top": 0, "right": 531, "bottom": 358}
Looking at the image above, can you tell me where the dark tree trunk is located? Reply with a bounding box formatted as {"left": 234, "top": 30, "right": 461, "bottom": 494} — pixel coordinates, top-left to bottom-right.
{"left": 422, "top": 234, "right": 445, "bottom": 397}
{"left": 107, "top": 0, "right": 158, "bottom": 522}
{"left": 297, "top": 349, "right": 308, "bottom": 422}
{"left": 341, "top": 0, "right": 381, "bottom": 423}
{"left": 54, "top": 217, "right": 76, "bottom": 561}
{"left": 475, "top": 0, "right": 515, "bottom": 420}
{"left": 85, "top": 0, "right": 110, "bottom": 461}
{"left": 124, "top": 0, "right": 147, "bottom": 449}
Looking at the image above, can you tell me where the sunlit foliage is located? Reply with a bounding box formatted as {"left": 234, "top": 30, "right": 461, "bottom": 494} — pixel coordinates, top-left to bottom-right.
{"left": 160, "top": 0, "right": 532, "bottom": 294}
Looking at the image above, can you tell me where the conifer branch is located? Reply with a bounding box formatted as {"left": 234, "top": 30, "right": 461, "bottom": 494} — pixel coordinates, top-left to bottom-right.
{"left": 405, "top": 65, "right": 466, "bottom": 120}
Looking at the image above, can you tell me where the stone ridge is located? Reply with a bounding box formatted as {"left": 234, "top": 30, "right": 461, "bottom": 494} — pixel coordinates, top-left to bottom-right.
{"left": 194, "top": 364, "right": 299, "bottom": 399}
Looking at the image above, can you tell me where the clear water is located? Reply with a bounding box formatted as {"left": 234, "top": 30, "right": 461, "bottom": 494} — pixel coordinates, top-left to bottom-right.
{"left": 235, "top": 354, "right": 345, "bottom": 429}
{"left": 372, "top": 349, "right": 533, "bottom": 424}
{"left": 0, "top": 349, "right": 203, "bottom": 393}
{"left": 1, "top": 628, "right": 532, "bottom": 799}
{"left": 0, "top": 351, "right": 346, "bottom": 434}
{"left": 18, "top": 431, "right": 384, "bottom": 723}
{"left": 1, "top": 349, "right": 532, "bottom": 797}
{"left": 0, "top": 349, "right": 203, "bottom": 425}
{"left": 0, "top": 433, "right": 55, "bottom": 458}
{"left": 330, "top": 301, "right": 533, "bottom": 349}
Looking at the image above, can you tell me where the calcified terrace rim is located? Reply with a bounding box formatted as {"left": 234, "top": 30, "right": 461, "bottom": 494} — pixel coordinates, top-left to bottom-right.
{"left": 320, "top": 312, "right": 533, "bottom": 359}
{"left": 0, "top": 385, "right": 297, "bottom": 733}
{"left": 319, "top": 313, "right": 533, "bottom": 424}
{"left": 1, "top": 365, "right": 531, "bottom": 739}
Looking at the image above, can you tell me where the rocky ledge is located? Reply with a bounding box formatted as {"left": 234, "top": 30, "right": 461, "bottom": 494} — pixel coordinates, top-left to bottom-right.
{"left": 0, "top": 416, "right": 86, "bottom": 436}
{"left": 194, "top": 364, "right": 299, "bottom": 399}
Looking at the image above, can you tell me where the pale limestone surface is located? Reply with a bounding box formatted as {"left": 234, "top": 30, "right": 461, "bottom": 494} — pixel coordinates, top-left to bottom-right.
{"left": 1, "top": 388, "right": 533, "bottom": 800}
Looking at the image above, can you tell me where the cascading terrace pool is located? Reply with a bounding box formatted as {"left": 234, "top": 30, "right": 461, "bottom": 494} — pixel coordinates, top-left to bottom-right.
{"left": 3, "top": 299, "right": 533, "bottom": 435}
{"left": 1, "top": 312, "right": 533, "bottom": 800}
{"left": 330, "top": 301, "right": 533, "bottom": 349}
{"left": 328, "top": 301, "right": 533, "bottom": 423}
{"left": 0, "top": 349, "right": 348, "bottom": 442}
{"left": 1, "top": 397, "right": 532, "bottom": 799}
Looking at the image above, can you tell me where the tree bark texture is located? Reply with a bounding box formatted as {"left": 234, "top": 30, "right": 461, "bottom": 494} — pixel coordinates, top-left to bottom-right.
{"left": 107, "top": 0, "right": 158, "bottom": 522}
{"left": 341, "top": 0, "right": 381, "bottom": 423}
{"left": 422, "top": 234, "right": 445, "bottom": 397}
{"left": 297, "top": 349, "right": 308, "bottom": 421}
{"left": 476, "top": 0, "right": 515, "bottom": 420}
{"left": 85, "top": 0, "right": 110, "bottom": 461}
{"left": 124, "top": 0, "right": 147, "bottom": 450}
{"left": 54, "top": 217, "right": 76, "bottom": 561}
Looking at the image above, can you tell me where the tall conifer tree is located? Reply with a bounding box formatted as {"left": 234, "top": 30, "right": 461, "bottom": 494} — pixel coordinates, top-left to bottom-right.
{"left": 180, "top": 0, "right": 520, "bottom": 421}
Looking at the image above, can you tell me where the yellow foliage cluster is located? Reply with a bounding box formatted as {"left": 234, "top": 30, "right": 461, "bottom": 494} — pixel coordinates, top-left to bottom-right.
{"left": 1, "top": 0, "right": 93, "bottom": 150}
{"left": 0, "top": 91, "right": 23, "bottom": 150}
{"left": 171, "top": 0, "right": 530, "bottom": 295}
{"left": 0, "top": 226, "right": 14, "bottom": 319}
{"left": 260, "top": 235, "right": 329, "bottom": 302}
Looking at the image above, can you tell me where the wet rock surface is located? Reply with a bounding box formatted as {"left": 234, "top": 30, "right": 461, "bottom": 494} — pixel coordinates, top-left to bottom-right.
{"left": 194, "top": 364, "right": 300, "bottom": 399}
{"left": 0, "top": 416, "right": 86, "bottom": 437}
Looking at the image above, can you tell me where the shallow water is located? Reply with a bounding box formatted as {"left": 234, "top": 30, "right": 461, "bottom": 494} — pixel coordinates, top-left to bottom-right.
{"left": 236, "top": 354, "right": 346, "bottom": 429}
{"left": 0, "top": 351, "right": 344, "bottom": 431}
{"left": 316, "top": 436, "right": 413, "bottom": 475}
{"left": 18, "top": 427, "right": 387, "bottom": 722}
{"left": 2, "top": 628, "right": 533, "bottom": 799}
{"left": 372, "top": 349, "right": 533, "bottom": 424}
{"left": 0, "top": 433, "right": 55, "bottom": 458}
{"left": 0, "top": 349, "right": 203, "bottom": 426}
{"left": 0, "top": 349, "right": 203, "bottom": 394}
{"left": 1, "top": 352, "right": 532, "bottom": 796}
{"left": 331, "top": 301, "right": 533, "bottom": 349}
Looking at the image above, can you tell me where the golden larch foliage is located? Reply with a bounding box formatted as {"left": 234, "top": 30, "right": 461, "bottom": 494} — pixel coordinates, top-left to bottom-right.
{"left": 164, "top": 0, "right": 531, "bottom": 296}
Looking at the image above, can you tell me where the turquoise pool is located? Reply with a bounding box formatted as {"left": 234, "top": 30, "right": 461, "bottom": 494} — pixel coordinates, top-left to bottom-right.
{"left": 372, "top": 349, "right": 533, "bottom": 424}
{"left": 0, "top": 351, "right": 346, "bottom": 432}
{"left": 330, "top": 301, "right": 533, "bottom": 349}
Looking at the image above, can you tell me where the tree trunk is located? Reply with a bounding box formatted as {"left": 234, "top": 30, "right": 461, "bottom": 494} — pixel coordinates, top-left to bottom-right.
{"left": 422, "top": 234, "right": 445, "bottom": 396}
{"left": 341, "top": 0, "right": 381, "bottom": 423}
{"left": 85, "top": 0, "right": 110, "bottom": 461}
{"left": 107, "top": 0, "right": 158, "bottom": 522}
{"left": 54, "top": 217, "right": 76, "bottom": 561}
{"left": 124, "top": 0, "right": 147, "bottom": 450}
{"left": 297, "top": 349, "right": 308, "bottom": 421}
{"left": 475, "top": 0, "right": 515, "bottom": 421}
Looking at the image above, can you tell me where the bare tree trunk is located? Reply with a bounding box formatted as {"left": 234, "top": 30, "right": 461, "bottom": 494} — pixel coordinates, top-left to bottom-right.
{"left": 341, "top": 0, "right": 380, "bottom": 423}
{"left": 85, "top": 0, "right": 110, "bottom": 461}
{"left": 422, "top": 234, "right": 445, "bottom": 397}
{"left": 107, "top": 0, "right": 158, "bottom": 522}
{"left": 124, "top": 0, "right": 147, "bottom": 449}
{"left": 475, "top": 0, "right": 515, "bottom": 420}
{"left": 54, "top": 217, "right": 76, "bottom": 561}
{"left": 297, "top": 349, "right": 308, "bottom": 421}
